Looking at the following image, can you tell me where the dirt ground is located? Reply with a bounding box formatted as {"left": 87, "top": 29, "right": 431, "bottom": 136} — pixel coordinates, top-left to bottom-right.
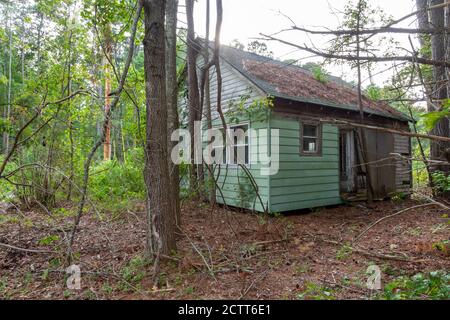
{"left": 0, "top": 197, "right": 449, "bottom": 300}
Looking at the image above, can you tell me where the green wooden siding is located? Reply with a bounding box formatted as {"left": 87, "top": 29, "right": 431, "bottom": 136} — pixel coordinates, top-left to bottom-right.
{"left": 268, "top": 113, "right": 342, "bottom": 212}
{"left": 211, "top": 112, "right": 342, "bottom": 213}
{"left": 196, "top": 55, "right": 411, "bottom": 213}
{"left": 202, "top": 56, "right": 343, "bottom": 213}
{"left": 211, "top": 115, "right": 270, "bottom": 212}
{"left": 201, "top": 55, "right": 270, "bottom": 212}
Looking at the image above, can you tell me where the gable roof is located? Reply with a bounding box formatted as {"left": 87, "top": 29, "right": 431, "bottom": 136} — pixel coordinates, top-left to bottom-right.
{"left": 216, "top": 44, "right": 410, "bottom": 122}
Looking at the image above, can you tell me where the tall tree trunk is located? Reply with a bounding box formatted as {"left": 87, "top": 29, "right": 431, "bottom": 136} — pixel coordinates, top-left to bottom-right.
{"left": 185, "top": 0, "right": 201, "bottom": 194}
{"left": 3, "top": 3, "right": 12, "bottom": 154}
{"left": 20, "top": 3, "right": 25, "bottom": 85}
{"left": 355, "top": 0, "right": 374, "bottom": 201}
{"left": 142, "top": 0, "right": 177, "bottom": 257}
{"left": 37, "top": 12, "right": 44, "bottom": 71}
{"left": 7, "top": 2, "right": 11, "bottom": 154}
{"left": 204, "top": 0, "right": 215, "bottom": 205}
{"left": 103, "top": 23, "right": 112, "bottom": 161}
{"left": 165, "top": 0, "right": 181, "bottom": 226}
{"left": 67, "top": 29, "right": 75, "bottom": 200}
{"left": 430, "top": 0, "right": 450, "bottom": 173}
{"left": 416, "top": 0, "right": 437, "bottom": 190}
{"left": 446, "top": 2, "right": 450, "bottom": 96}
{"left": 115, "top": 104, "right": 125, "bottom": 163}
{"left": 2, "top": 8, "right": 5, "bottom": 153}
{"left": 416, "top": 0, "right": 431, "bottom": 49}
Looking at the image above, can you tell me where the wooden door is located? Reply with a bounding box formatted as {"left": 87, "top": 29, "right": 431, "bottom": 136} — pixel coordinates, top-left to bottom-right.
{"left": 365, "top": 130, "right": 396, "bottom": 199}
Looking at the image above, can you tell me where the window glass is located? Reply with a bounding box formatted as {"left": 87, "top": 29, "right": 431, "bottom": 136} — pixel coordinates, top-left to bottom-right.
{"left": 230, "top": 124, "right": 249, "bottom": 165}
{"left": 301, "top": 123, "right": 320, "bottom": 154}
{"left": 213, "top": 124, "right": 249, "bottom": 165}
{"left": 303, "top": 124, "right": 317, "bottom": 137}
{"left": 211, "top": 146, "right": 226, "bottom": 164}
{"left": 303, "top": 138, "right": 317, "bottom": 152}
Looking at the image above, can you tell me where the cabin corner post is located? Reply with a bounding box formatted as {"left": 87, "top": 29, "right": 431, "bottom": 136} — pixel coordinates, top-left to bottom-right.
{"left": 267, "top": 107, "right": 272, "bottom": 213}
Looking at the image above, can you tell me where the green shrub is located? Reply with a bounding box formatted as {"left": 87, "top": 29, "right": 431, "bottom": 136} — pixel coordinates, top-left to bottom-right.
{"left": 120, "top": 255, "right": 148, "bottom": 284}
{"left": 118, "top": 255, "right": 149, "bottom": 291}
{"left": 382, "top": 271, "right": 449, "bottom": 300}
{"left": 38, "top": 235, "right": 60, "bottom": 246}
{"left": 391, "top": 192, "right": 408, "bottom": 202}
{"left": 297, "top": 281, "right": 335, "bottom": 300}
{"left": 0, "top": 156, "right": 17, "bottom": 202}
{"left": 89, "top": 148, "right": 145, "bottom": 206}
{"left": 431, "top": 171, "right": 450, "bottom": 193}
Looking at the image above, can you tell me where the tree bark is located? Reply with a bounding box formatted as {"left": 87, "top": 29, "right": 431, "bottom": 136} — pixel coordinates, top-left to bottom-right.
{"left": 415, "top": 0, "right": 439, "bottom": 192}
{"left": 67, "top": 26, "right": 75, "bottom": 200}
{"left": 165, "top": 0, "right": 181, "bottom": 226}
{"left": 103, "top": 23, "right": 112, "bottom": 161}
{"left": 355, "top": 0, "right": 374, "bottom": 201}
{"left": 142, "top": 0, "right": 177, "bottom": 257}
{"left": 430, "top": 0, "right": 450, "bottom": 173}
{"left": 204, "top": 0, "right": 215, "bottom": 205}
{"left": 3, "top": 2, "right": 12, "bottom": 154}
{"left": 185, "top": 0, "right": 201, "bottom": 193}
{"left": 416, "top": 0, "right": 431, "bottom": 49}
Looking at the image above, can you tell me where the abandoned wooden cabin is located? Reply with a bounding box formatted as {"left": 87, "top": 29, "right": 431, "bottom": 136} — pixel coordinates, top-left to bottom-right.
{"left": 190, "top": 43, "right": 412, "bottom": 213}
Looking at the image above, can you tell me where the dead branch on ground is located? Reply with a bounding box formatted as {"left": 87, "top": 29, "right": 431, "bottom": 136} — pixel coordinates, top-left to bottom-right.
{"left": 0, "top": 242, "right": 56, "bottom": 254}
{"left": 353, "top": 202, "right": 446, "bottom": 242}
{"left": 239, "top": 268, "right": 270, "bottom": 300}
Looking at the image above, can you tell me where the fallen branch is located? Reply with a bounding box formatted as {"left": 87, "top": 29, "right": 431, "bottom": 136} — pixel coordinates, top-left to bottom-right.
{"left": 351, "top": 244, "right": 420, "bottom": 262}
{"left": 354, "top": 202, "right": 448, "bottom": 242}
{"left": 0, "top": 242, "right": 56, "bottom": 254}
{"left": 252, "top": 238, "right": 290, "bottom": 247}
{"left": 179, "top": 228, "right": 217, "bottom": 282}
{"left": 243, "top": 249, "right": 287, "bottom": 261}
{"left": 321, "top": 278, "right": 368, "bottom": 296}
{"left": 415, "top": 193, "right": 450, "bottom": 210}
{"left": 239, "top": 268, "right": 269, "bottom": 300}
{"left": 311, "top": 236, "right": 421, "bottom": 263}
{"left": 33, "top": 268, "right": 158, "bottom": 298}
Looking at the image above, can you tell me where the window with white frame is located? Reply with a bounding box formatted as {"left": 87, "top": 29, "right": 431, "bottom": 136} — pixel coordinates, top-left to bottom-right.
{"left": 211, "top": 129, "right": 227, "bottom": 165}
{"left": 211, "top": 124, "right": 249, "bottom": 165}
{"left": 230, "top": 124, "right": 249, "bottom": 165}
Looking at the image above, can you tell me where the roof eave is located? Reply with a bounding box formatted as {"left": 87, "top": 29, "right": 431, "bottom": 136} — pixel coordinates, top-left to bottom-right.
{"left": 270, "top": 92, "right": 412, "bottom": 123}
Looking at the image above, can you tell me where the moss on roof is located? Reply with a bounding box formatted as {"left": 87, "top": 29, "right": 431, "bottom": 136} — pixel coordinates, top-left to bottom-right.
{"left": 217, "top": 44, "right": 410, "bottom": 122}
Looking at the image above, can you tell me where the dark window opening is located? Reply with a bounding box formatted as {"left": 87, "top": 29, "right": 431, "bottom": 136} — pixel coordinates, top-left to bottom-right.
{"left": 230, "top": 124, "right": 249, "bottom": 165}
